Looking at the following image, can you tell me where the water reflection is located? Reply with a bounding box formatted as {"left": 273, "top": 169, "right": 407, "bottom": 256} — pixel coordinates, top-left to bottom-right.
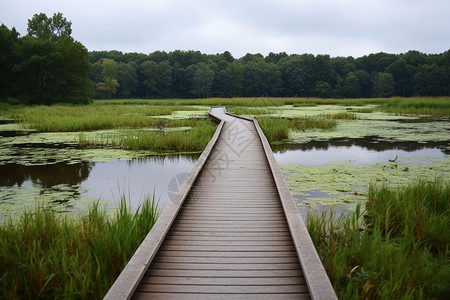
{"left": 0, "top": 154, "right": 199, "bottom": 216}
{"left": 82, "top": 155, "right": 198, "bottom": 208}
{"left": 273, "top": 137, "right": 447, "bottom": 166}
{"left": 0, "top": 162, "right": 93, "bottom": 187}
{"left": 272, "top": 136, "right": 449, "bottom": 153}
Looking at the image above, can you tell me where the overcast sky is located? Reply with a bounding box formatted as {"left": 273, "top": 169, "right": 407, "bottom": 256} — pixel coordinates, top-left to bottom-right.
{"left": 1, "top": 0, "right": 449, "bottom": 58}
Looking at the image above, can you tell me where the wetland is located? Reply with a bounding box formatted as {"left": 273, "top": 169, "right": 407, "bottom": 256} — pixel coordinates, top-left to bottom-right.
{"left": 1, "top": 97, "right": 449, "bottom": 299}
{"left": 0, "top": 98, "right": 449, "bottom": 222}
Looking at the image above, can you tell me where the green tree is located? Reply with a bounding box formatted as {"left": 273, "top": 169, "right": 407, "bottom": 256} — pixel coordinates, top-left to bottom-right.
{"left": 331, "top": 56, "right": 356, "bottom": 78}
{"left": 314, "top": 81, "right": 332, "bottom": 98}
{"left": 386, "top": 58, "right": 416, "bottom": 96}
{"left": 117, "top": 62, "right": 138, "bottom": 98}
{"left": 27, "top": 12, "right": 72, "bottom": 41}
{"left": 140, "top": 60, "right": 173, "bottom": 97}
{"left": 353, "top": 70, "right": 372, "bottom": 98}
{"left": 342, "top": 72, "right": 361, "bottom": 98}
{"left": 372, "top": 72, "right": 396, "bottom": 97}
{"left": 156, "top": 61, "right": 172, "bottom": 98}
{"left": 212, "top": 60, "right": 244, "bottom": 97}
{"left": 140, "top": 60, "right": 158, "bottom": 95}
{"left": 96, "top": 78, "right": 120, "bottom": 98}
{"left": 0, "top": 25, "right": 20, "bottom": 102}
{"left": 189, "top": 62, "right": 215, "bottom": 98}
{"left": 280, "top": 56, "right": 310, "bottom": 97}
{"left": 243, "top": 60, "right": 282, "bottom": 97}
{"left": 11, "top": 12, "right": 92, "bottom": 104}
{"left": 101, "top": 58, "right": 118, "bottom": 79}
{"left": 413, "top": 64, "right": 448, "bottom": 96}
{"left": 96, "top": 59, "right": 120, "bottom": 98}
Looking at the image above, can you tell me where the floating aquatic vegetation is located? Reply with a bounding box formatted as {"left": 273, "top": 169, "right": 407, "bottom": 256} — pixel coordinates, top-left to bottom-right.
{"left": 281, "top": 156, "right": 450, "bottom": 212}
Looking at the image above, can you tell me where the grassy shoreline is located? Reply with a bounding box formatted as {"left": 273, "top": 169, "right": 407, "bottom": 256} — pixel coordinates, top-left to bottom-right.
{"left": 307, "top": 178, "right": 450, "bottom": 299}
{"left": 0, "top": 196, "right": 159, "bottom": 299}
{"left": 1, "top": 97, "right": 448, "bottom": 298}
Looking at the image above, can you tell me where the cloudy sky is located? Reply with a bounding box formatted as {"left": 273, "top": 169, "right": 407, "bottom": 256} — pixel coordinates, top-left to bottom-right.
{"left": 1, "top": 0, "right": 449, "bottom": 58}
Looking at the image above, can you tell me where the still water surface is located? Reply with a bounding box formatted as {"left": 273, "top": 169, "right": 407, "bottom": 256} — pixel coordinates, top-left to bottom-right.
{"left": 1, "top": 136, "right": 447, "bottom": 220}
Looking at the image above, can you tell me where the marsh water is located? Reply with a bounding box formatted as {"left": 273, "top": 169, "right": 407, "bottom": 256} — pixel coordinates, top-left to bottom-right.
{"left": 0, "top": 155, "right": 198, "bottom": 220}
{"left": 273, "top": 138, "right": 447, "bottom": 166}
{"left": 273, "top": 139, "right": 448, "bottom": 220}
{"left": 1, "top": 138, "right": 447, "bottom": 221}
{"left": 1, "top": 108, "right": 449, "bottom": 221}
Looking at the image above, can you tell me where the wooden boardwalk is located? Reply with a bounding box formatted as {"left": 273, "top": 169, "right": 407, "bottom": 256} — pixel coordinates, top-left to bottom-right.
{"left": 104, "top": 107, "right": 336, "bottom": 300}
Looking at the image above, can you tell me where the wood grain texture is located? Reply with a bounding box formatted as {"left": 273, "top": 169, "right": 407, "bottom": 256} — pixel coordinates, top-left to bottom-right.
{"left": 105, "top": 107, "right": 336, "bottom": 300}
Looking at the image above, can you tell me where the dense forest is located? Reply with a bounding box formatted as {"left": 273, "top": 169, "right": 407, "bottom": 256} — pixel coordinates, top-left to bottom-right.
{"left": 89, "top": 49, "right": 450, "bottom": 99}
{"left": 0, "top": 13, "right": 92, "bottom": 104}
{"left": 1, "top": 13, "right": 449, "bottom": 105}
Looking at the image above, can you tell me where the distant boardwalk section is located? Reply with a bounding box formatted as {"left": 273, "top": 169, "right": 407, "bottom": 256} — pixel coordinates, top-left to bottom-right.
{"left": 104, "top": 107, "right": 336, "bottom": 299}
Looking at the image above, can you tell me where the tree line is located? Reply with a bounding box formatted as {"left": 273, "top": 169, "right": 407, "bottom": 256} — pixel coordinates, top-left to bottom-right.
{"left": 89, "top": 49, "right": 450, "bottom": 99}
{"left": 0, "top": 13, "right": 92, "bottom": 105}
{"left": 1, "top": 13, "right": 449, "bottom": 105}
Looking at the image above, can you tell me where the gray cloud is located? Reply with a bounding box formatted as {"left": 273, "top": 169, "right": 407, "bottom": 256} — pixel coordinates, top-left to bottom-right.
{"left": 1, "top": 0, "right": 449, "bottom": 58}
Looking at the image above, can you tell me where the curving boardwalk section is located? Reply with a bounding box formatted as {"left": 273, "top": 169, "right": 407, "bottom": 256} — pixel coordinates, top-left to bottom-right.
{"left": 104, "top": 107, "right": 336, "bottom": 300}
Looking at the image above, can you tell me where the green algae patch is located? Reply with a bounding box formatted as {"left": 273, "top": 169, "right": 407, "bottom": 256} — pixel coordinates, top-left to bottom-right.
{"left": 0, "top": 130, "right": 149, "bottom": 166}
{"left": 156, "top": 108, "right": 209, "bottom": 119}
{"left": 0, "top": 184, "right": 100, "bottom": 222}
{"left": 288, "top": 111, "right": 450, "bottom": 144}
{"left": 281, "top": 156, "right": 450, "bottom": 211}
{"left": 278, "top": 105, "right": 450, "bottom": 145}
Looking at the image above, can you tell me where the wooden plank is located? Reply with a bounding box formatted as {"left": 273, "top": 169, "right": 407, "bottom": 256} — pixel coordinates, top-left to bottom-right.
{"left": 163, "top": 234, "right": 292, "bottom": 241}
{"left": 133, "top": 292, "right": 311, "bottom": 300}
{"left": 135, "top": 284, "right": 309, "bottom": 294}
{"left": 167, "top": 231, "right": 292, "bottom": 237}
{"left": 161, "top": 240, "right": 294, "bottom": 246}
{"left": 157, "top": 245, "right": 296, "bottom": 252}
{"left": 140, "top": 276, "right": 306, "bottom": 285}
{"left": 253, "top": 118, "right": 337, "bottom": 300}
{"left": 154, "top": 250, "right": 299, "bottom": 258}
{"left": 150, "top": 262, "right": 301, "bottom": 270}
{"left": 145, "top": 269, "right": 304, "bottom": 278}
{"left": 103, "top": 117, "right": 226, "bottom": 300}
{"left": 106, "top": 107, "right": 335, "bottom": 300}
{"left": 172, "top": 220, "right": 288, "bottom": 227}
{"left": 172, "top": 216, "right": 286, "bottom": 222}
{"left": 153, "top": 256, "right": 299, "bottom": 264}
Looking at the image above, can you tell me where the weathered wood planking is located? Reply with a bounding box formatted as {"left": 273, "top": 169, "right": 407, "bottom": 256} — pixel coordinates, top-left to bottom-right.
{"left": 104, "top": 107, "right": 336, "bottom": 300}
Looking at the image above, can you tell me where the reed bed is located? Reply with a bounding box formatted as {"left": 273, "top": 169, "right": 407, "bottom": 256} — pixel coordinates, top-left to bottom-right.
{"left": 226, "top": 107, "right": 273, "bottom": 116}
{"left": 256, "top": 116, "right": 337, "bottom": 143}
{"left": 0, "top": 196, "right": 159, "bottom": 299}
{"left": 307, "top": 178, "right": 450, "bottom": 299}
{"left": 320, "top": 112, "right": 357, "bottom": 120}
{"left": 1, "top": 105, "right": 206, "bottom": 132}
{"left": 93, "top": 97, "right": 391, "bottom": 107}
{"left": 380, "top": 97, "right": 450, "bottom": 116}
{"left": 293, "top": 102, "right": 318, "bottom": 107}
{"left": 351, "top": 107, "right": 376, "bottom": 113}
{"left": 79, "top": 120, "right": 217, "bottom": 152}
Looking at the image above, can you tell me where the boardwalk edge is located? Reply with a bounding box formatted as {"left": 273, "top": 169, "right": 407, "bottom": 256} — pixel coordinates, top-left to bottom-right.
{"left": 252, "top": 118, "right": 338, "bottom": 300}
{"left": 103, "top": 111, "right": 224, "bottom": 300}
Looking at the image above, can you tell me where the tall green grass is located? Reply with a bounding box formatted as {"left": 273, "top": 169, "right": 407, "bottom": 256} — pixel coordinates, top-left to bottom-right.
{"left": 79, "top": 120, "right": 217, "bottom": 153}
{"left": 93, "top": 97, "right": 391, "bottom": 107}
{"left": 380, "top": 97, "right": 450, "bottom": 116}
{"left": 256, "top": 116, "right": 337, "bottom": 143}
{"left": 1, "top": 105, "right": 206, "bottom": 132}
{"left": 307, "top": 178, "right": 450, "bottom": 299}
{"left": 0, "top": 196, "right": 159, "bottom": 299}
{"left": 226, "top": 107, "right": 273, "bottom": 116}
{"left": 320, "top": 112, "right": 357, "bottom": 120}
